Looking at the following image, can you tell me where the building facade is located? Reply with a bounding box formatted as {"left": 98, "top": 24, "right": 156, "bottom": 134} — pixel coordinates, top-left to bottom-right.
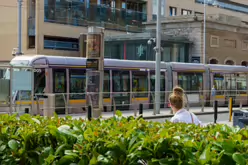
{"left": 104, "top": 32, "right": 191, "bottom": 62}
{"left": 145, "top": 14, "right": 248, "bottom": 65}
{"left": 147, "top": 0, "right": 248, "bottom": 22}
{"left": 0, "top": 0, "right": 148, "bottom": 61}
{"left": 2, "top": 0, "right": 248, "bottom": 63}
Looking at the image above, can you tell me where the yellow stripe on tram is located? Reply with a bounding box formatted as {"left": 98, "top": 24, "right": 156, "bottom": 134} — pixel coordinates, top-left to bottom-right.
{"left": 132, "top": 97, "right": 149, "bottom": 102}
{"left": 69, "top": 98, "right": 111, "bottom": 104}
{"left": 15, "top": 101, "right": 44, "bottom": 105}
{"left": 215, "top": 95, "right": 225, "bottom": 99}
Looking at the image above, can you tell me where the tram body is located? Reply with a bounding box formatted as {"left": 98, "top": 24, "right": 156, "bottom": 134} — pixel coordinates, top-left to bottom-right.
{"left": 5, "top": 55, "right": 248, "bottom": 114}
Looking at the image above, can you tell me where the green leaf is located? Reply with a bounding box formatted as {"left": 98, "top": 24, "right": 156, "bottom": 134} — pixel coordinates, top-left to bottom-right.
{"left": 115, "top": 110, "right": 122, "bottom": 117}
{"left": 8, "top": 140, "right": 18, "bottom": 151}
{"left": 0, "top": 145, "right": 6, "bottom": 152}
{"left": 57, "top": 155, "right": 77, "bottom": 165}
{"left": 55, "top": 144, "right": 70, "bottom": 156}
{"left": 32, "top": 118, "right": 41, "bottom": 125}
{"left": 199, "top": 145, "right": 211, "bottom": 164}
{"left": 232, "top": 153, "right": 246, "bottom": 165}
{"left": 78, "top": 156, "right": 90, "bottom": 165}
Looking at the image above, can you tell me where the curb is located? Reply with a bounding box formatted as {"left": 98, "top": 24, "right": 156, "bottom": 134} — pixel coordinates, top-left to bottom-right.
{"left": 143, "top": 110, "right": 229, "bottom": 120}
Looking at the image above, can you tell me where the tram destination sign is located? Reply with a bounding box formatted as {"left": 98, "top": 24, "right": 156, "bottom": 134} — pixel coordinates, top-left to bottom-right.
{"left": 86, "top": 59, "right": 99, "bottom": 70}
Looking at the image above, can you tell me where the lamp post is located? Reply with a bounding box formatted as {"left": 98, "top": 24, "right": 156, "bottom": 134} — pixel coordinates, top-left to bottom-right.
{"left": 203, "top": 0, "right": 218, "bottom": 64}
{"left": 203, "top": 0, "right": 206, "bottom": 64}
{"left": 16, "top": 0, "right": 23, "bottom": 55}
{"left": 155, "top": 0, "right": 162, "bottom": 114}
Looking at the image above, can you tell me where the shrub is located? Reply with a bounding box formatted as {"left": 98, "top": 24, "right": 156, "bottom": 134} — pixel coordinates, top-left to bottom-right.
{"left": 0, "top": 111, "right": 247, "bottom": 165}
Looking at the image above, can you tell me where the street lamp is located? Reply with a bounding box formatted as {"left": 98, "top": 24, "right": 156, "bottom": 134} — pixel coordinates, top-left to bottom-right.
{"left": 155, "top": 0, "right": 162, "bottom": 114}
{"left": 16, "top": 0, "right": 23, "bottom": 55}
{"left": 203, "top": 0, "right": 218, "bottom": 64}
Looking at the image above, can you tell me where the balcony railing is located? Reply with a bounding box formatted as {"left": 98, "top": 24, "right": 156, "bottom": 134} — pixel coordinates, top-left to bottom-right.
{"left": 44, "top": 4, "right": 147, "bottom": 32}
{"left": 44, "top": 40, "right": 79, "bottom": 51}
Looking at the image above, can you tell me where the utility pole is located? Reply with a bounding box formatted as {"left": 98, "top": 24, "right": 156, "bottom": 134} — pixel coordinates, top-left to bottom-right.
{"left": 155, "top": 0, "right": 162, "bottom": 114}
{"left": 17, "top": 0, "right": 23, "bottom": 55}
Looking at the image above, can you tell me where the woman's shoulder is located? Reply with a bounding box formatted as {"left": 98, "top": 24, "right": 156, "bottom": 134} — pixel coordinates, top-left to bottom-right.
{"left": 170, "top": 116, "right": 180, "bottom": 123}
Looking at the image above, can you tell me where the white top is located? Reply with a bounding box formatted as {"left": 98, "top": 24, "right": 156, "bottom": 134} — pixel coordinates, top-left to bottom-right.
{"left": 170, "top": 109, "right": 202, "bottom": 125}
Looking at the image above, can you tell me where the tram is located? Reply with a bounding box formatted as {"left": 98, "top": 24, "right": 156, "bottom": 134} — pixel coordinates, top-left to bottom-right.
{"left": 4, "top": 55, "right": 248, "bottom": 114}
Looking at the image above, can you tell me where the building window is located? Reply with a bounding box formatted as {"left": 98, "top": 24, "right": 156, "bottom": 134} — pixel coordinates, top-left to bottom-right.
{"left": 224, "top": 39, "right": 236, "bottom": 48}
{"left": 169, "top": 7, "right": 177, "bottom": 16}
{"left": 209, "top": 58, "right": 218, "bottom": 64}
{"left": 181, "top": 9, "right": 192, "bottom": 15}
{"left": 241, "top": 61, "right": 248, "bottom": 66}
{"left": 44, "top": 36, "right": 79, "bottom": 51}
{"left": 210, "top": 35, "right": 219, "bottom": 48}
{"left": 242, "top": 40, "right": 248, "bottom": 50}
{"left": 225, "top": 60, "right": 235, "bottom": 65}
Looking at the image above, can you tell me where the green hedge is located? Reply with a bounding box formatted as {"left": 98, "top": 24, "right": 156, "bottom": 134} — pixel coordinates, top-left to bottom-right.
{"left": 0, "top": 111, "right": 247, "bottom": 165}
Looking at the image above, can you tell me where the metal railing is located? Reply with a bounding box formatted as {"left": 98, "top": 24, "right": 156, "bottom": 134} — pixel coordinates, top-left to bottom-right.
{"left": 44, "top": 4, "right": 147, "bottom": 32}
{"left": 8, "top": 90, "right": 248, "bottom": 116}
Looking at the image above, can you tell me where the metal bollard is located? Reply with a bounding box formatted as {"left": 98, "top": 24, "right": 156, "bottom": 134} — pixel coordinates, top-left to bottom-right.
{"left": 139, "top": 103, "right": 143, "bottom": 118}
{"left": 88, "top": 105, "right": 92, "bottom": 121}
{"left": 229, "top": 97, "right": 233, "bottom": 122}
{"left": 214, "top": 100, "right": 218, "bottom": 124}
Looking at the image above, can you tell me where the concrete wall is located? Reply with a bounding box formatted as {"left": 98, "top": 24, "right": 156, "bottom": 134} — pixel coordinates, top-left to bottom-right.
{"left": 206, "top": 22, "right": 248, "bottom": 65}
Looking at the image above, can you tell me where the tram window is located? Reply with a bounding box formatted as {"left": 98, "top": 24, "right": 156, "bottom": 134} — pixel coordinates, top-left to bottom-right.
{"left": 178, "top": 73, "right": 203, "bottom": 93}
{"left": 103, "top": 71, "right": 110, "bottom": 98}
{"left": 225, "top": 74, "right": 236, "bottom": 96}
{"left": 132, "top": 71, "right": 148, "bottom": 97}
{"left": 34, "top": 69, "right": 46, "bottom": 94}
{"left": 237, "top": 74, "right": 247, "bottom": 94}
{"left": 53, "top": 69, "right": 66, "bottom": 93}
{"left": 16, "top": 90, "right": 31, "bottom": 101}
{"left": 213, "top": 74, "right": 224, "bottom": 95}
{"left": 69, "top": 69, "right": 86, "bottom": 99}
{"left": 112, "top": 71, "right": 130, "bottom": 96}
{"left": 214, "top": 74, "right": 224, "bottom": 95}
{"left": 150, "top": 73, "right": 165, "bottom": 92}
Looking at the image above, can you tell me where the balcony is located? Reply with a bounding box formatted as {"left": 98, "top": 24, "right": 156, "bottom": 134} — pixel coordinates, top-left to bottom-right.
{"left": 44, "top": 3, "right": 147, "bottom": 32}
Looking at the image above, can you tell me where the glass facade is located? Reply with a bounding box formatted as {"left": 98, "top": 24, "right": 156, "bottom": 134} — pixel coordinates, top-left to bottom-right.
{"left": 195, "top": 0, "right": 248, "bottom": 14}
{"left": 104, "top": 40, "right": 190, "bottom": 62}
{"left": 44, "top": 0, "right": 147, "bottom": 31}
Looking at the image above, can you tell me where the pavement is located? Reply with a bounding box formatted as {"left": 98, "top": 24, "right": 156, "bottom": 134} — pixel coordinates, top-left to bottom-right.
{"left": 1, "top": 105, "right": 241, "bottom": 127}
{"left": 58, "top": 106, "right": 241, "bottom": 127}
{"left": 59, "top": 106, "right": 234, "bottom": 120}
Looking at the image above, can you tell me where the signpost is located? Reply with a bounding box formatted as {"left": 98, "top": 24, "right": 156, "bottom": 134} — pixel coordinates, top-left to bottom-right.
{"left": 86, "top": 27, "right": 104, "bottom": 118}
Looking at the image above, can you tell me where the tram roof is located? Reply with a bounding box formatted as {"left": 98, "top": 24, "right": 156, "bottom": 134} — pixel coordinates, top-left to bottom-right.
{"left": 169, "top": 62, "right": 206, "bottom": 72}
{"left": 208, "top": 64, "right": 248, "bottom": 73}
{"left": 10, "top": 55, "right": 167, "bottom": 70}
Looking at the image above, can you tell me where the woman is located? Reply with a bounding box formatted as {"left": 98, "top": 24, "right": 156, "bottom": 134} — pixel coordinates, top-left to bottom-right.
{"left": 169, "top": 86, "right": 201, "bottom": 125}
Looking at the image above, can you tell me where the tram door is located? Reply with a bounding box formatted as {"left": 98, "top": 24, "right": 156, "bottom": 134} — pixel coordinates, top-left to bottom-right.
{"left": 112, "top": 70, "right": 130, "bottom": 111}
{"left": 149, "top": 72, "right": 165, "bottom": 109}
{"left": 53, "top": 69, "right": 66, "bottom": 114}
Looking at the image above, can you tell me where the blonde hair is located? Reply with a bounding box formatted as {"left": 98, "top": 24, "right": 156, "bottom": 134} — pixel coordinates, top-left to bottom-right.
{"left": 169, "top": 86, "right": 185, "bottom": 110}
